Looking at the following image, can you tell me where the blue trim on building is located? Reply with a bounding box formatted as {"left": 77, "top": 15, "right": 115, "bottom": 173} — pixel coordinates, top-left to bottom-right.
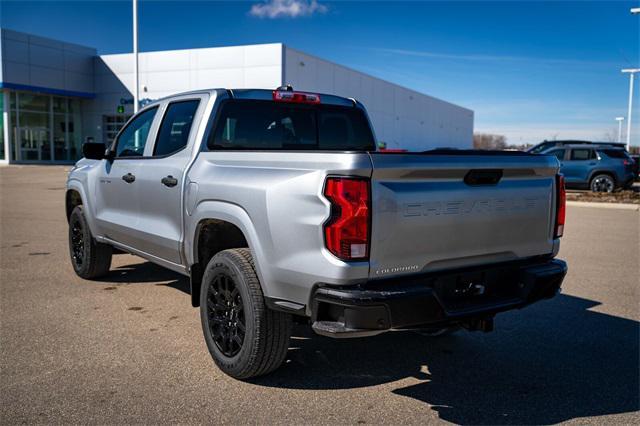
{"left": 0, "top": 82, "right": 95, "bottom": 99}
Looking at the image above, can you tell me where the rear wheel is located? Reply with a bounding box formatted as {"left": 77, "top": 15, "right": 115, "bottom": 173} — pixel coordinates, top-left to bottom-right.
{"left": 200, "top": 248, "right": 292, "bottom": 379}
{"left": 590, "top": 174, "right": 615, "bottom": 193}
{"left": 68, "top": 205, "right": 112, "bottom": 279}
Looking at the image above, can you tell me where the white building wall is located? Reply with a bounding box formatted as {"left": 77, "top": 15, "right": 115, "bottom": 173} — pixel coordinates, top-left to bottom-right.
{"left": 96, "top": 43, "right": 283, "bottom": 109}
{"left": 284, "top": 47, "right": 473, "bottom": 150}
{"left": 89, "top": 42, "right": 473, "bottom": 149}
{"left": 87, "top": 43, "right": 284, "bottom": 142}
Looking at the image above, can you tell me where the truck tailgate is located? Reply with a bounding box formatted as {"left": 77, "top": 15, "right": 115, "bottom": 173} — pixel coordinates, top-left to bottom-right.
{"left": 368, "top": 152, "right": 559, "bottom": 279}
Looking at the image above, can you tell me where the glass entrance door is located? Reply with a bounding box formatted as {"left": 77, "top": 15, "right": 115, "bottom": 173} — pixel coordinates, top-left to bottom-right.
{"left": 19, "top": 112, "right": 51, "bottom": 161}
{"left": 18, "top": 112, "right": 51, "bottom": 161}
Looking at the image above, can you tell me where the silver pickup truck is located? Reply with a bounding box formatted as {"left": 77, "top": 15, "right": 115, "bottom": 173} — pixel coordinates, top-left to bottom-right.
{"left": 66, "top": 87, "right": 567, "bottom": 379}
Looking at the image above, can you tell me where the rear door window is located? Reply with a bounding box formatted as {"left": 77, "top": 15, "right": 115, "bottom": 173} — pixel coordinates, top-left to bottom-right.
{"left": 208, "top": 100, "right": 375, "bottom": 151}
{"left": 570, "top": 149, "right": 595, "bottom": 161}
{"left": 153, "top": 100, "right": 200, "bottom": 156}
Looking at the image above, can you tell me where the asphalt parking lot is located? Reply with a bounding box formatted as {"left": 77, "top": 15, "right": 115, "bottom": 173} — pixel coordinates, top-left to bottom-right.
{"left": 1, "top": 165, "right": 638, "bottom": 424}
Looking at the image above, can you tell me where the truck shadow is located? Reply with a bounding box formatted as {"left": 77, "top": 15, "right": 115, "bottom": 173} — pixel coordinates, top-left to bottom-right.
{"left": 98, "top": 261, "right": 191, "bottom": 294}
{"left": 95, "top": 261, "right": 639, "bottom": 423}
{"left": 252, "top": 294, "right": 639, "bottom": 424}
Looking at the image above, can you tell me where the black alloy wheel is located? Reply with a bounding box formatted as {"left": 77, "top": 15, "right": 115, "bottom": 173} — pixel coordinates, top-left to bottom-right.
{"left": 206, "top": 273, "right": 246, "bottom": 357}
{"left": 70, "top": 215, "right": 85, "bottom": 269}
{"left": 199, "top": 248, "right": 292, "bottom": 379}
{"left": 67, "top": 205, "right": 112, "bottom": 279}
{"left": 590, "top": 174, "right": 615, "bottom": 193}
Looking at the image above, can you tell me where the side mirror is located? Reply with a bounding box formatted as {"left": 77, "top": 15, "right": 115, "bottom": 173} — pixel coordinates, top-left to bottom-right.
{"left": 82, "top": 142, "right": 107, "bottom": 160}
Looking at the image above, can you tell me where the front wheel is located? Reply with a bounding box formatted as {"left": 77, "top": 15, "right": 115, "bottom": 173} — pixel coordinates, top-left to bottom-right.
{"left": 590, "top": 174, "right": 615, "bottom": 193}
{"left": 200, "top": 248, "right": 292, "bottom": 379}
{"left": 68, "top": 205, "right": 112, "bottom": 279}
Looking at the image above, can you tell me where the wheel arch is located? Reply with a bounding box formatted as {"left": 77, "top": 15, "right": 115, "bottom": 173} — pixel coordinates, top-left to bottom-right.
{"left": 588, "top": 170, "right": 617, "bottom": 186}
{"left": 65, "top": 180, "right": 100, "bottom": 237}
{"left": 66, "top": 188, "right": 83, "bottom": 222}
{"left": 187, "top": 201, "right": 270, "bottom": 307}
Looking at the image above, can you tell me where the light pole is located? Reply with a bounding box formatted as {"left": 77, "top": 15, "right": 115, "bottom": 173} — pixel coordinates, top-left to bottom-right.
{"left": 133, "top": 0, "right": 139, "bottom": 113}
{"left": 615, "top": 117, "right": 625, "bottom": 142}
{"left": 622, "top": 69, "right": 639, "bottom": 151}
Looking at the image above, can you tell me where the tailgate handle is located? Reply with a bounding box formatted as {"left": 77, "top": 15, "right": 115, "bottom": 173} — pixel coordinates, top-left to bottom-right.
{"left": 464, "top": 169, "right": 503, "bottom": 186}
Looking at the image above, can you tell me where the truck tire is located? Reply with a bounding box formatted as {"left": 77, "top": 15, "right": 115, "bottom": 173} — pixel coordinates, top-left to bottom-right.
{"left": 200, "top": 248, "right": 292, "bottom": 379}
{"left": 68, "top": 205, "right": 112, "bottom": 279}
{"left": 590, "top": 174, "right": 615, "bottom": 193}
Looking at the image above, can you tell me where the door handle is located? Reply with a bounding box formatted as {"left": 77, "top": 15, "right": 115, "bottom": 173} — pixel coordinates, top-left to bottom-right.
{"left": 122, "top": 173, "right": 135, "bottom": 183}
{"left": 161, "top": 175, "right": 178, "bottom": 187}
{"left": 589, "top": 162, "right": 596, "bottom": 165}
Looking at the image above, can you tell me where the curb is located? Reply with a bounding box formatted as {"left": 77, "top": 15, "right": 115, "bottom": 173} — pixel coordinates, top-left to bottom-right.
{"left": 567, "top": 201, "right": 639, "bottom": 211}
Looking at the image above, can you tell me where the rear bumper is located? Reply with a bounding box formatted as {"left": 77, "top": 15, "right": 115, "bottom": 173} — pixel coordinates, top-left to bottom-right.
{"left": 311, "top": 258, "right": 567, "bottom": 338}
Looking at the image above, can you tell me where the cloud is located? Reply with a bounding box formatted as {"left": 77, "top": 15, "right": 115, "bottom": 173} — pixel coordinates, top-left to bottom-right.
{"left": 249, "top": 0, "right": 327, "bottom": 19}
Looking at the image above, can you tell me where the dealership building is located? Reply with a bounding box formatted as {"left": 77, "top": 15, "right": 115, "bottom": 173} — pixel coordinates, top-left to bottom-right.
{"left": 0, "top": 28, "right": 474, "bottom": 164}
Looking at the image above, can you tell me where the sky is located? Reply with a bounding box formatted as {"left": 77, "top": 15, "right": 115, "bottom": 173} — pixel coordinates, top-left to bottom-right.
{"left": 2, "top": 0, "right": 639, "bottom": 145}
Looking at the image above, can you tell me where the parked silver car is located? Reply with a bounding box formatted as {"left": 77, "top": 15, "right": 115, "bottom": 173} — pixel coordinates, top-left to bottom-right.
{"left": 66, "top": 87, "right": 567, "bottom": 379}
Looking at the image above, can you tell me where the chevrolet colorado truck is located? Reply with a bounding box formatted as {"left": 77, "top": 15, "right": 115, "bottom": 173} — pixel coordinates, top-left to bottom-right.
{"left": 66, "top": 87, "right": 568, "bottom": 379}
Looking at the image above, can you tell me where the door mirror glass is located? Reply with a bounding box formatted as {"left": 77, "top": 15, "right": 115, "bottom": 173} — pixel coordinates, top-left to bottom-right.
{"left": 82, "top": 142, "right": 107, "bottom": 160}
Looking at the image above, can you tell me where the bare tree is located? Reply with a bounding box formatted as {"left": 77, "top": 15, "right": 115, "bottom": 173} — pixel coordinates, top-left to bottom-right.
{"left": 602, "top": 129, "right": 618, "bottom": 142}
{"left": 473, "top": 133, "right": 508, "bottom": 150}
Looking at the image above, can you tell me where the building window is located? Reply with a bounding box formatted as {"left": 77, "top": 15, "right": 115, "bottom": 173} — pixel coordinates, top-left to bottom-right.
{"left": 103, "top": 115, "right": 132, "bottom": 147}
{"left": 7, "top": 90, "right": 83, "bottom": 163}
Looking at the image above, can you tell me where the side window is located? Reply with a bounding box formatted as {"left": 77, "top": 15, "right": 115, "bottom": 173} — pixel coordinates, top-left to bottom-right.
{"left": 547, "top": 149, "right": 565, "bottom": 161}
{"left": 153, "top": 100, "right": 200, "bottom": 157}
{"left": 114, "top": 107, "right": 158, "bottom": 158}
{"left": 570, "top": 149, "right": 593, "bottom": 161}
{"left": 600, "top": 149, "right": 628, "bottom": 159}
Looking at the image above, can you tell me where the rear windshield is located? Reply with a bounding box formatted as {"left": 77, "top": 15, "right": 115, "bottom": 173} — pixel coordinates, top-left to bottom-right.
{"left": 208, "top": 100, "right": 375, "bottom": 151}
{"left": 599, "top": 149, "right": 630, "bottom": 159}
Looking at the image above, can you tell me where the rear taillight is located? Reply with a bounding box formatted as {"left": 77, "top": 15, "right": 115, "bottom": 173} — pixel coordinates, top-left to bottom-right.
{"left": 323, "top": 177, "right": 370, "bottom": 260}
{"left": 623, "top": 159, "right": 632, "bottom": 166}
{"left": 272, "top": 90, "right": 320, "bottom": 104}
{"left": 555, "top": 174, "right": 566, "bottom": 238}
